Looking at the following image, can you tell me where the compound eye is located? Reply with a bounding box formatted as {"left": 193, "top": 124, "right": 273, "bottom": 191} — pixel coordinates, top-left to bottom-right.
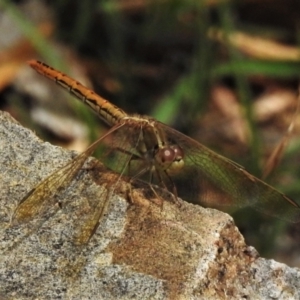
{"left": 158, "top": 147, "right": 176, "bottom": 163}
{"left": 171, "top": 145, "right": 184, "bottom": 160}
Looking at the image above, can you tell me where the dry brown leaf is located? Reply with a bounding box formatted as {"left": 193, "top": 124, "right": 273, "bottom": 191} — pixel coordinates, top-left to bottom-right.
{"left": 262, "top": 88, "right": 300, "bottom": 179}
{"left": 0, "top": 22, "right": 54, "bottom": 91}
{"left": 254, "top": 89, "right": 297, "bottom": 122}
{"left": 208, "top": 28, "right": 300, "bottom": 61}
{"left": 210, "top": 84, "right": 250, "bottom": 144}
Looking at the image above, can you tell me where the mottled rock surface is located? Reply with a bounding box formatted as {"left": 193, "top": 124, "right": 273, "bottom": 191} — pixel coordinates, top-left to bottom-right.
{"left": 1, "top": 110, "right": 300, "bottom": 299}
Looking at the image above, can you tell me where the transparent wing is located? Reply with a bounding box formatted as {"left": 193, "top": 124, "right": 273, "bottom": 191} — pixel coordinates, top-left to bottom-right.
{"left": 13, "top": 123, "right": 125, "bottom": 225}
{"left": 158, "top": 122, "right": 300, "bottom": 223}
{"left": 13, "top": 121, "right": 153, "bottom": 245}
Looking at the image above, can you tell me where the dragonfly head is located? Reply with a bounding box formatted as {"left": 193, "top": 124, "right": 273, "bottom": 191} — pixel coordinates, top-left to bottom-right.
{"left": 155, "top": 144, "right": 184, "bottom": 174}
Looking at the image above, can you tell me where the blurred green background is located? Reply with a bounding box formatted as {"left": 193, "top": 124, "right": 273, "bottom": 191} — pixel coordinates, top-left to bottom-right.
{"left": 1, "top": 0, "right": 300, "bottom": 266}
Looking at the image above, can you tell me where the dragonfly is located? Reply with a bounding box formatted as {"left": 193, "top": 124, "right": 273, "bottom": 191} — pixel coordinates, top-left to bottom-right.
{"left": 13, "top": 60, "right": 300, "bottom": 244}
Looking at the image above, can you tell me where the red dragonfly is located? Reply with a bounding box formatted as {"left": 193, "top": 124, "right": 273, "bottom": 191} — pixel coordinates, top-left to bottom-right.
{"left": 13, "top": 60, "right": 300, "bottom": 244}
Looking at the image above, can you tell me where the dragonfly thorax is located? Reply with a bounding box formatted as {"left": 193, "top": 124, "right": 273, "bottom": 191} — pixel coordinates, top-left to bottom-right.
{"left": 155, "top": 144, "right": 184, "bottom": 174}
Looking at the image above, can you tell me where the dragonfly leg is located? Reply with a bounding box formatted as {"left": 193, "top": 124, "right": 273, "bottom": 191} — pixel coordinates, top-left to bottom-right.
{"left": 113, "top": 147, "right": 163, "bottom": 206}
{"left": 158, "top": 169, "right": 181, "bottom": 207}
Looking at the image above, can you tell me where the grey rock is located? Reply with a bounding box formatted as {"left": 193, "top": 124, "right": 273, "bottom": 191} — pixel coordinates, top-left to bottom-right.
{"left": 0, "top": 110, "right": 299, "bottom": 299}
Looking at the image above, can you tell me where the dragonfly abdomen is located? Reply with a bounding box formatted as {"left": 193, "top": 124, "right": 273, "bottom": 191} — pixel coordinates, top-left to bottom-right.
{"left": 28, "top": 60, "right": 127, "bottom": 126}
